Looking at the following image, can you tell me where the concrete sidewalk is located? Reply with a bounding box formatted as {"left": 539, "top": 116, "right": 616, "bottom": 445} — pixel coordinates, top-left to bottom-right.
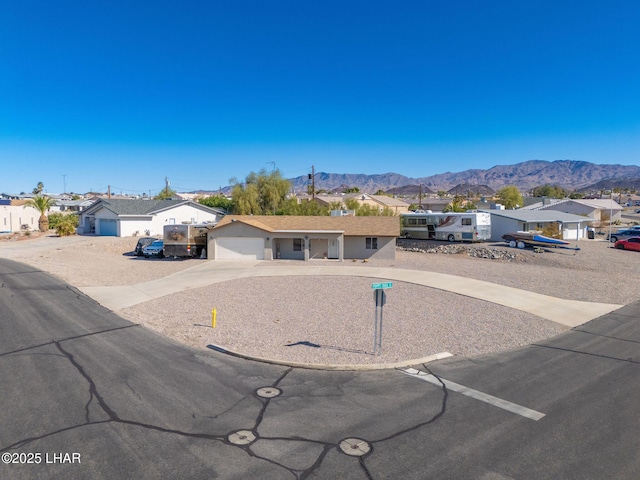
{"left": 79, "top": 261, "right": 623, "bottom": 328}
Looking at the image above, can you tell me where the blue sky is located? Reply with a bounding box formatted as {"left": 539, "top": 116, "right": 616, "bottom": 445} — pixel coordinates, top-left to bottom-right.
{"left": 1, "top": 1, "right": 639, "bottom": 195}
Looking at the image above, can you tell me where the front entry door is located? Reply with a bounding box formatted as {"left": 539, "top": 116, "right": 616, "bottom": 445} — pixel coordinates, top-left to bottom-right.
{"left": 328, "top": 239, "right": 339, "bottom": 259}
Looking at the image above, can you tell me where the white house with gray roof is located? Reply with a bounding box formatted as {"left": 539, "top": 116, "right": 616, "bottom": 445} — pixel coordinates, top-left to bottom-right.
{"left": 78, "top": 199, "right": 225, "bottom": 237}
{"left": 520, "top": 198, "right": 622, "bottom": 223}
{"left": 482, "top": 209, "right": 592, "bottom": 241}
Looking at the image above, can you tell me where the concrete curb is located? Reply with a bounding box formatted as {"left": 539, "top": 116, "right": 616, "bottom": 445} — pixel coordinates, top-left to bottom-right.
{"left": 206, "top": 343, "right": 454, "bottom": 371}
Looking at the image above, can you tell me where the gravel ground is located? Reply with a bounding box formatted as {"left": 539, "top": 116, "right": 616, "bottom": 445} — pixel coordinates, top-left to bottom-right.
{"left": 1, "top": 232, "right": 638, "bottom": 367}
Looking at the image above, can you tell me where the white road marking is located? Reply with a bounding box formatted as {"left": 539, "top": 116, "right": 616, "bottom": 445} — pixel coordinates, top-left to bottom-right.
{"left": 400, "top": 368, "right": 545, "bottom": 421}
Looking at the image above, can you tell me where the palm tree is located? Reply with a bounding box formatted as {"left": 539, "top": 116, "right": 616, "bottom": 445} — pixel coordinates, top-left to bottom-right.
{"left": 24, "top": 195, "right": 56, "bottom": 232}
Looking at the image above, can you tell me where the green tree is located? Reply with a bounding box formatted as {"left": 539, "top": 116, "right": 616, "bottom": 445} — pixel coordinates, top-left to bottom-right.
{"left": 343, "top": 187, "right": 360, "bottom": 193}
{"left": 32, "top": 182, "right": 44, "bottom": 195}
{"left": 437, "top": 190, "right": 448, "bottom": 198}
{"left": 24, "top": 194, "right": 56, "bottom": 232}
{"left": 154, "top": 187, "right": 177, "bottom": 200}
{"left": 230, "top": 169, "right": 291, "bottom": 215}
{"left": 327, "top": 200, "right": 344, "bottom": 212}
{"left": 256, "top": 170, "right": 290, "bottom": 214}
{"left": 496, "top": 186, "right": 523, "bottom": 209}
{"left": 279, "top": 198, "right": 329, "bottom": 215}
{"left": 343, "top": 198, "right": 395, "bottom": 216}
{"left": 531, "top": 184, "right": 568, "bottom": 198}
{"left": 231, "top": 182, "right": 261, "bottom": 214}
{"left": 443, "top": 195, "right": 476, "bottom": 212}
{"left": 198, "top": 195, "right": 233, "bottom": 212}
{"left": 569, "top": 191, "right": 585, "bottom": 199}
{"left": 344, "top": 198, "right": 361, "bottom": 211}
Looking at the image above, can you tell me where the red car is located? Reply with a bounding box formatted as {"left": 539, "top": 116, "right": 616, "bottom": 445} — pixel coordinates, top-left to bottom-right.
{"left": 614, "top": 237, "right": 640, "bottom": 251}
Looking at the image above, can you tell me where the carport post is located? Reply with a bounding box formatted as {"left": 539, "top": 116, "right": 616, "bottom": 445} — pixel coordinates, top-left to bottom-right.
{"left": 304, "top": 235, "right": 310, "bottom": 261}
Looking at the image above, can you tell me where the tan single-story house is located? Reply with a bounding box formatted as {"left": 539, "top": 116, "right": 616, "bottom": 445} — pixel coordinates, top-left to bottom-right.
{"left": 207, "top": 215, "right": 400, "bottom": 261}
{"left": 356, "top": 194, "right": 411, "bottom": 214}
{"left": 294, "top": 193, "right": 411, "bottom": 214}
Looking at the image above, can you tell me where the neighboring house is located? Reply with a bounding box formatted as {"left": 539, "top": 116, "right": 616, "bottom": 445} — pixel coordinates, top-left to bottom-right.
{"left": 356, "top": 194, "right": 411, "bottom": 214}
{"left": 521, "top": 198, "right": 622, "bottom": 223}
{"left": 174, "top": 192, "right": 204, "bottom": 201}
{"left": 0, "top": 193, "right": 35, "bottom": 201}
{"left": 298, "top": 194, "right": 350, "bottom": 208}
{"left": 207, "top": 215, "right": 400, "bottom": 261}
{"left": 78, "top": 198, "right": 225, "bottom": 237}
{"left": 405, "top": 197, "right": 451, "bottom": 212}
{"left": 0, "top": 200, "right": 41, "bottom": 232}
{"left": 57, "top": 198, "right": 95, "bottom": 212}
{"left": 482, "top": 209, "right": 592, "bottom": 241}
{"left": 621, "top": 194, "right": 640, "bottom": 207}
{"left": 296, "top": 193, "right": 411, "bottom": 214}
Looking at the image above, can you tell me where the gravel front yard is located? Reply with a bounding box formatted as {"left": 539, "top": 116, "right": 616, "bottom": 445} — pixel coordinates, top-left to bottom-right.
{"left": 1, "top": 233, "right": 637, "bottom": 366}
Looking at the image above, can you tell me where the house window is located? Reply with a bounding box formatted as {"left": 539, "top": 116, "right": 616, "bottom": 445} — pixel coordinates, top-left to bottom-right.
{"left": 366, "top": 237, "right": 378, "bottom": 250}
{"left": 293, "top": 238, "right": 303, "bottom": 251}
{"left": 461, "top": 218, "right": 472, "bottom": 226}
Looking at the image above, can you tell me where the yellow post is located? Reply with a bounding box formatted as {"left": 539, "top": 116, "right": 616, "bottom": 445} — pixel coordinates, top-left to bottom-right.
{"left": 212, "top": 308, "right": 217, "bottom": 328}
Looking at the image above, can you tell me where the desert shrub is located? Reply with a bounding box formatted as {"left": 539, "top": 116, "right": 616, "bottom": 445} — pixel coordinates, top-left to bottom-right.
{"left": 48, "top": 213, "right": 67, "bottom": 229}
{"left": 541, "top": 222, "right": 561, "bottom": 238}
{"left": 52, "top": 214, "right": 79, "bottom": 236}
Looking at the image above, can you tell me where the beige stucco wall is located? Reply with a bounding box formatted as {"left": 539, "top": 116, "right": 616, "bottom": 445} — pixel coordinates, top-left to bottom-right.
{"left": 207, "top": 221, "right": 270, "bottom": 260}
{"left": 0, "top": 205, "right": 40, "bottom": 232}
{"left": 344, "top": 236, "right": 396, "bottom": 260}
{"left": 208, "top": 221, "right": 396, "bottom": 261}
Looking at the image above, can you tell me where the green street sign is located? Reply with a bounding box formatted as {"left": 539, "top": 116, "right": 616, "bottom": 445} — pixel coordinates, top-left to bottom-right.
{"left": 371, "top": 282, "right": 392, "bottom": 289}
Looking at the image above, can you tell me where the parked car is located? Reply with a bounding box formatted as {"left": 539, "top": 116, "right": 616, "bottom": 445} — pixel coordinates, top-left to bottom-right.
{"left": 142, "top": 240, "right": 165, "bottom": 258}
{"left": 134, "top": 237, "right": 157, "bottom": 256}
{"left": 614, "top": 237, "right": 640, "bottom": 251}
{"left": 607, "top": 229, "right": 639, "bottom": 242}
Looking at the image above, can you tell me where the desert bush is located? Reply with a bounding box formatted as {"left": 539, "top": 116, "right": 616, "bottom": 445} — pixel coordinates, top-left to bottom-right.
{"left": 52, "top": 214, "right": 79, "bottom": 236}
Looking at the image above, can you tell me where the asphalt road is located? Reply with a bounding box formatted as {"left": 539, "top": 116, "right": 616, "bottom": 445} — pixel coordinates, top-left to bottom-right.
{"left": 1, "top": 258, "right": 639, "bottom": 479}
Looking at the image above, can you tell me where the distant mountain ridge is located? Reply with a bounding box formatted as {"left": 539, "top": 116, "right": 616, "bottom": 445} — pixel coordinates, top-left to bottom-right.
{"left": 289, "top": 160, "right": 640, "bottom": 193}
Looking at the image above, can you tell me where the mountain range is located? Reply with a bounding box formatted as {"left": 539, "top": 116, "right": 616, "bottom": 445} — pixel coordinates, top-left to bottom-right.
{"left": 288, "top": 160, "right": 640, "bottom": 194}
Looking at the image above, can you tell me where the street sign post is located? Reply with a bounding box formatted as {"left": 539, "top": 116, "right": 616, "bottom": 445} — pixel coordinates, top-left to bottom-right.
{"left": 372, "top": 282, "right": 392, "bottom": 355}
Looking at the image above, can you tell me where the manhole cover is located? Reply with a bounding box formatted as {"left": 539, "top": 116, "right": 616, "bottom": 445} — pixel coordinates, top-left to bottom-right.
{"left": 228, "top": 430, "right": 256, "bottom": 445}
{"left": 339, "top": 438, "right": 371, "bottom": 457}
{"left": 256, "top": 387, "right": 282, "bottom": 398}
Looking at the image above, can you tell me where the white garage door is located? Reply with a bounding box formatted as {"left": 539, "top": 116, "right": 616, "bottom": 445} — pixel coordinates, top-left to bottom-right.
{"left": 216, "top": 237, "right": 264, "bottom": 260}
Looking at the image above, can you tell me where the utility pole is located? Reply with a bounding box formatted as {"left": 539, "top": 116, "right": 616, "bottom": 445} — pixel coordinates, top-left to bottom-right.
{"left": 267, "top": 161, "right": 276, "bottom": 172}
{"left": 108, "top": 185, "right": 111, "bottom": 199}
{"left": 165, "top": 177, "right": 170, "bottom": 197}
{"left": 308, "top": 165, "right": 316, "bottom": 200}
{"left": 419, "top": 184, "right": 423, "bottom": 210}
{"left": 62, "top": 174, "right": 67, "bottom": 194}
